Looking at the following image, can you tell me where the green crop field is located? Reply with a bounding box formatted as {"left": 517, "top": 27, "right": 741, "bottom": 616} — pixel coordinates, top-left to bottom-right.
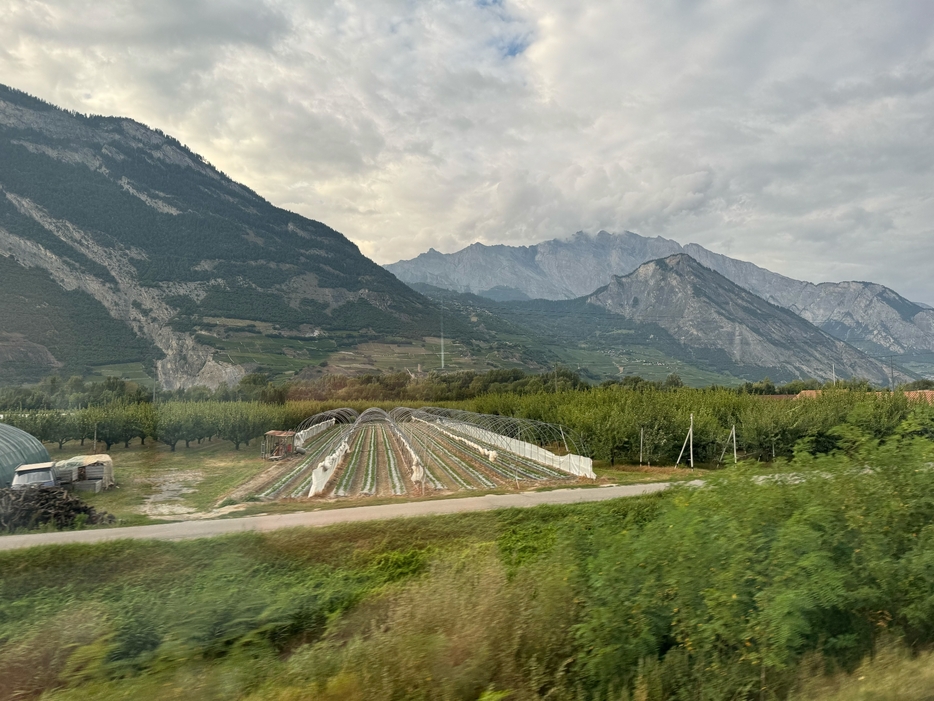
{"left": 87, "top": 362, "right": 156, "bottom": 388}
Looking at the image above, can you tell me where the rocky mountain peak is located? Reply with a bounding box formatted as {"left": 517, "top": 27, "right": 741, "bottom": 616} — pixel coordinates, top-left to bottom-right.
{"left": 587, "top": 254, "right": 903, "bottom": 384}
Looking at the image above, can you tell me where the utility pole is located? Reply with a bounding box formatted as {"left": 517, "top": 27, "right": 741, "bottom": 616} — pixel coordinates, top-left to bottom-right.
{"left": 640, "top": 427, "right": 644, "bottom": 466}
{"left": 440, "top": 299, "right": 445, "bottom": 370}
{"left": 719, "top": 425, "right": 738, "bottom": 465}
{"left": 676, "top": 413, "right": 694, "bottom": 469}
{"left": 554, "top": 363, "right": 559, "bottom": 393}
{"left": 832, "top": 364, "right": 835, "bottom": 386}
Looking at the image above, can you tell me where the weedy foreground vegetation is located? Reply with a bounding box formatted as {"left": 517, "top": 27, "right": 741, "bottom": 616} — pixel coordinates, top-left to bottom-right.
{"left": 4, "top": 427, "right": 934, "bottom": 699}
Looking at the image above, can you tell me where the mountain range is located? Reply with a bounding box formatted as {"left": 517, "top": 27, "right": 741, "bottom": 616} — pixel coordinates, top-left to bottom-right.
{"left": 410, "top": 254, "right": 902, "bottom": 386}
{"left": 587, "top": 255, "right": 893, "bottom": 383}
{"left": 386, "top": 231, "right": 934, "bottom": 359}
{"left": 0, "top": 83, "right": 918, "bottom": 389}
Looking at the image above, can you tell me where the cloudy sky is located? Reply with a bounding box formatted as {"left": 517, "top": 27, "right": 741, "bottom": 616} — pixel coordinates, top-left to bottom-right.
{"left": 4, "top": 0, "right": 934, "bottom": 300}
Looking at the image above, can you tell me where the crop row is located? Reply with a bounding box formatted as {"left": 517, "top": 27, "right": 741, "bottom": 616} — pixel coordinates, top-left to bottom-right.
{"left": 443, "top": 424, "right": 570, "bottom": 480}
{"left": 382, "top": 429, "right": 406, "bottom": 495}
{"left": 258, "top": 427, "right": 342, "bottom": 499}
{"left": 334, "top": 427, "right": 369, "bottom": 497}
{"left": 359, "top": 429, "right": 378, "bottom": 495}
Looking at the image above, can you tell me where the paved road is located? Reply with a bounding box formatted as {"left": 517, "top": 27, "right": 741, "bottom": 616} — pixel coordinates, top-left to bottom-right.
{"left": 0, "top": 482, "right": 678, "bottom": 551}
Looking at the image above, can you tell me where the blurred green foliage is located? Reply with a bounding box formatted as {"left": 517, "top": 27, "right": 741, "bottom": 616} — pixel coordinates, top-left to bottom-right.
{"left": 5, "top": 438, "right": 934, "bottom": 699}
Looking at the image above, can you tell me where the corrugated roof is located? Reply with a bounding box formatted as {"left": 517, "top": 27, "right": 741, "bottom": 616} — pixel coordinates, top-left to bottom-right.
{"left": 0, "top": 422, "right": 50, "bottom": 488}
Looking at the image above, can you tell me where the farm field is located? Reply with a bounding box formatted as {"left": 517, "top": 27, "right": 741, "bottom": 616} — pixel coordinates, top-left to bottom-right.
{"left": 31, "top": 427, "right": 693, "bottom": 527}
{"left": 239, "top": 416, "right": 583, "bottom": 501}
{"left": 73, "top": 326, "right": 743, "bottom": 388}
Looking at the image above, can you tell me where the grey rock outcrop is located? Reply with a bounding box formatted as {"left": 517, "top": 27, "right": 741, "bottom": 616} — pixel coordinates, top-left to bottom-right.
{"left": 587, "top": 255, "right": 903, "bottom": 384}
{"left": 388, "top": 230, "right": 934, "bottom": 356}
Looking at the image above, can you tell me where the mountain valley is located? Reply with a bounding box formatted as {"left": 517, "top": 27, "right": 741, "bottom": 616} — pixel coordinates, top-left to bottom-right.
{"left": 0, "top": 83, "right": 924, "bottom": 389}
{"left": 387, "top": 230, "right": 934, "bottom": 368}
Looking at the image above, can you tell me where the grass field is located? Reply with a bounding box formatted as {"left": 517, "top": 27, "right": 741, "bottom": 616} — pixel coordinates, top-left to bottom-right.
{"left": 86, "top": 362, "right": 155, "bottom": 388}
{"left": 43, "top": 440, "right": 265, "bottom": 525}
{"left": 0, "top": 498, "right": 660, "bottom": 700}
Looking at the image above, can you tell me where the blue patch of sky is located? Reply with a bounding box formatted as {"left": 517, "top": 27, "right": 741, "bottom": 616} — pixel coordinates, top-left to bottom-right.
{"left": 499, "top": 34, "right": 530, "bottom": 58}
{"left": 470, "top": 0, "right": 534, "bottom": 60}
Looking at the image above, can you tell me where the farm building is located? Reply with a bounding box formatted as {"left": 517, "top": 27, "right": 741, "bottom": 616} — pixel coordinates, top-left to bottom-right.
{"left": 0, "top": 422, "right": 50, "bottom": 488}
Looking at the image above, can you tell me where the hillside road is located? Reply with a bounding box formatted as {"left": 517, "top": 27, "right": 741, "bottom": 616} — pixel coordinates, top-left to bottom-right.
{"left": 0, "top": 482, "right": 684, "bottom": 551}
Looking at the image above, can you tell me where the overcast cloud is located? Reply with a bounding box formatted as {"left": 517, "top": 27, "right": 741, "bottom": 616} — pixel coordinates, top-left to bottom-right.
{"left": 3, "top": 0, "right": 934, "bottom": 300}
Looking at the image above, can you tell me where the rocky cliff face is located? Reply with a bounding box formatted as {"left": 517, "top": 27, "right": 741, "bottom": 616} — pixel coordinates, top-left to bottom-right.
{"left": 386, "top": 231, "right": 682, "bottom": 299}
{"left": 0, "top": 84, "right": 433, "bottom": 388}
{"left": 679, "top": 245, "right": 934, "bottom": 355}
{"left": 388, "top": 230, "right": 934, "bottom": 357}
{"left": 586, "top": 255, "right": 902, "bottom": 384}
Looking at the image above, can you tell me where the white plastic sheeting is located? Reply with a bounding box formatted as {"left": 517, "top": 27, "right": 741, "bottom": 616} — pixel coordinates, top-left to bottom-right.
{"left": 308, "top": 440, "right": 350, "bottom": 496}
{"left": 416, "top": 419, "right": 498, "bottom": 462}
{"left": 393, "top": 428, "right": 425, "bottom": 484}
{"left": 295, "top": 418, "right": 336, "bottom": 449}
{"left": 444, "top": 421, "right": 595, "bottom": 478}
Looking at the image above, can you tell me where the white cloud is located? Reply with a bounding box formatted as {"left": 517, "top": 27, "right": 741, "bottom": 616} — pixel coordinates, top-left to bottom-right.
{"left": 2, "top": 0, "right": 934, "bottom": 300}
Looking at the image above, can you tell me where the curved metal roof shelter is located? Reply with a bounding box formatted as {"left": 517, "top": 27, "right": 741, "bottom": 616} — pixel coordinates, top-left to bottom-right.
{"left": 296, "top": 408, "right": 359, "bottom": 433}
{"left": 394, "top": 407, "right": 589, "bottom": 456}
{"left": 0, "top": 422, "right": 50, "bottom": 488}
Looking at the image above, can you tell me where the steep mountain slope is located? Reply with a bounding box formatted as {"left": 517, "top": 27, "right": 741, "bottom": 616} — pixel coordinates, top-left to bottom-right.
{"left": 679, "top": 245, "right": 934, "bottom": 356}
{"left": 586, "top": 255, "right": 900, "bottom": 384}
{"left": 0, "top": 85, "right": 436, "bottom": 387}
{"left": 412, "top": 256, "right": 903, "bottom": 385}
{"left": 387, "top": 230, "right": 934, "bottom": 358}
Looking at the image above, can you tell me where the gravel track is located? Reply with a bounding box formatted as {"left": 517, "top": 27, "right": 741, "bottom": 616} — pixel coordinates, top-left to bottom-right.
{"left": 0, "top": 483, "right": 682, "bottom": 551}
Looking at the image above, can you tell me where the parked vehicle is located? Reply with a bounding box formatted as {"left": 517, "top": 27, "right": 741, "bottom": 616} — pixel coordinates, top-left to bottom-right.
{"left": 11, "top": 462, "right": 58, "bottom": 490}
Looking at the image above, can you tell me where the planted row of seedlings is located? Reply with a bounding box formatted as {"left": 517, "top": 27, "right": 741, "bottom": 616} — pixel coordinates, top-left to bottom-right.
{"left": 359, "top": 428, "right": 379, "bottom": 496}
{"left": 442, "top": 423, "right": 571, "bottom": 481}
{"left": 259, "top": 427, "right": 342, "bottom": 499}
{"left": 333, "top": 426, "right": 370, "bottom": 497}
{"left": 266, "top": 416, "right": 575, "bottom": 501}
{"left": 382, "top": 428, "right": 407, "bottom": 495}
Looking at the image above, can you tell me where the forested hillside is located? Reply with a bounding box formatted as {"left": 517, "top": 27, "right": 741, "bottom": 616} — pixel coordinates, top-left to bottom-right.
{"left": 0, "top": 84, "right": 438, "bottom": 387}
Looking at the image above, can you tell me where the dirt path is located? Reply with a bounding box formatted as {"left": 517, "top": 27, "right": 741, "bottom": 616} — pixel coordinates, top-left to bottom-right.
{"left": 0, "top": 482, "right": 687, "bottom": 551}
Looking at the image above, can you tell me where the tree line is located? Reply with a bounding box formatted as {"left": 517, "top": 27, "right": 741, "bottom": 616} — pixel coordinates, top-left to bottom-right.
{"left": 4, "top": 369, "right": 934, "bottom": 463}
{"left": 11, "top": 365, "right": 917, "bottom": 413}
{"left": 2, "top": 402, "right": 322, "bottom": 452}
{"left": 466, "top": 385, "right": 934, "bottom": 465}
